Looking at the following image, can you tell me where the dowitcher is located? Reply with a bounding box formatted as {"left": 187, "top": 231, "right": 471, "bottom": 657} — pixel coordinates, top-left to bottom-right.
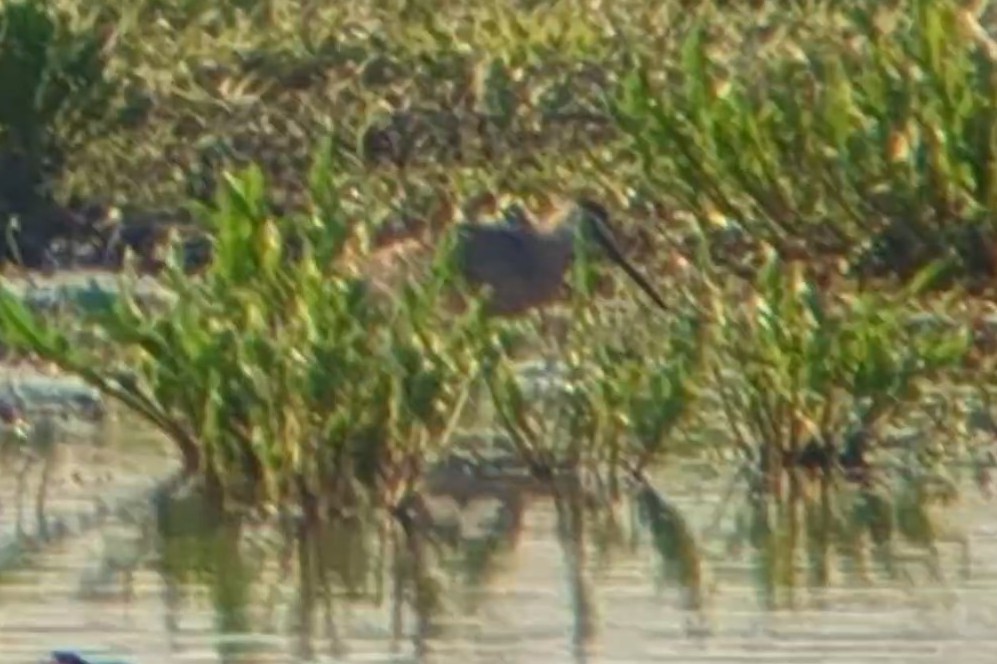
{"left": 360, "top": 197, "right": 667, "bottom": 317}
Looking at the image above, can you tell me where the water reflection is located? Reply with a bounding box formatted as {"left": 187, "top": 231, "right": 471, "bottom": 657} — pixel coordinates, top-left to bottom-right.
{"left": 142, "top": 471, "right": 711, "bottom": 663}
{"left": 155, "top": 487, "right": 264, "bottom": 662}
{"left": 716, "top": 469, "right": 974, "bottom": 613}
{"left": 2, "top": 463, "right": 992, "bottom": 663}
{"left": 553, "top": 483, "right": 596, "bottom": 662}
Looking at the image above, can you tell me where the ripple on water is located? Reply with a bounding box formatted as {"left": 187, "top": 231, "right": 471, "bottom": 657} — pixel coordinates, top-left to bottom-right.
{"left": 0, "top": 459, "right": 996, "bottom": 663}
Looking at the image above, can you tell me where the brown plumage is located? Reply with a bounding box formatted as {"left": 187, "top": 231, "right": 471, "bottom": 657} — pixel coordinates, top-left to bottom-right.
{"left": 359, "top": 198, "right": 667, "bottom": 317}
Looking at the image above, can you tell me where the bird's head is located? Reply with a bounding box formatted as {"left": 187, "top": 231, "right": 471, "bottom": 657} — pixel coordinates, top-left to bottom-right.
{"left": 565, "top": 197, "right": 668, "bottom": 312}
{"left": 498, "top": 201, "right": 534, "bottom": 229}
{"left": 563, "top": 198, "right": 611, "bottom": 245}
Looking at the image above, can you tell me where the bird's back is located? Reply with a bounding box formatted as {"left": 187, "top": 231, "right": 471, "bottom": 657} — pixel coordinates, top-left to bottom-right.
{"left": 454, "top": 223, "right": 570, "bottom": 315}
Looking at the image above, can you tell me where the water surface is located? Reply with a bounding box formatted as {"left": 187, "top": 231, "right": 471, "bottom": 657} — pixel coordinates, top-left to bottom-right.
{"left": 0, "top": 452, "right": 995, "bottom": 664}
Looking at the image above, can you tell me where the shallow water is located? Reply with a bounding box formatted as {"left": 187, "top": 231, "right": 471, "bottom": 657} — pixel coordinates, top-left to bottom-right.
{"left": 0, "top": 443, "right": 994, "bottom": 664}
{"left": 0, "top": 368, "right": 993, "bottom": 664}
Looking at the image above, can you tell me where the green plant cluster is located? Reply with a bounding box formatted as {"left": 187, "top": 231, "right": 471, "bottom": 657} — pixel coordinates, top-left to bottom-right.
{"left": 6, "top": 1, "right": 997, "bottom": 279}
{"left": 612, "top": 0, "right": 997, "bottom": 281}
{"left": 0, "top": 0, "right": 992, "bottom": 556}
{"left": 0, "top": 0, "right": 117, "bottom": 245}
{"left": 0, "top": 153, "right": 488, "bottom": 519}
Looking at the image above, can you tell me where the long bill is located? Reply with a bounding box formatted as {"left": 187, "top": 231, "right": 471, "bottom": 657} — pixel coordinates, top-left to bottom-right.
{"left": 589, "top": 222, "right": 668, "bottom": 312}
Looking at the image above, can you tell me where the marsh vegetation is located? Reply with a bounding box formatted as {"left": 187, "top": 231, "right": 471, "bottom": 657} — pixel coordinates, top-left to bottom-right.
{"left": 2, "top": 0, "right": 997, "bottom": 660}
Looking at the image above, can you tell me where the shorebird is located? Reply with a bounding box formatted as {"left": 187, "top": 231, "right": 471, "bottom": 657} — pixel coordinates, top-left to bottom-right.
{"left": 358, "top": 197, "right": 668, "bottom": 317}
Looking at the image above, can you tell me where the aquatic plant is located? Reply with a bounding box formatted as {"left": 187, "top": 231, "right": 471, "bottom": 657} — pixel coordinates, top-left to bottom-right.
{"left": 0, "top": 0, "right": 994, "bottom": 626}
{"left": 611, "top": 0, "right": 997, "bottom": 282}
{"left": 706, "top": 252, "right": 969, "bottom": 494}
{"left": 0, "top": 150, "right": 486, "bottom": 519}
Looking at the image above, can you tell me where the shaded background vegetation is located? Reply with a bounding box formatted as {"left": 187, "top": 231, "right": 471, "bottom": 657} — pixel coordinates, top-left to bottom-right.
{"left": 5, "top": 0, "right": 997, "bottom": 285}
